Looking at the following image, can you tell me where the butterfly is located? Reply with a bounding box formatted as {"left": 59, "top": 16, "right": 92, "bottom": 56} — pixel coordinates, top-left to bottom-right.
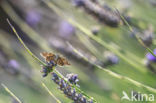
{"left": 40, "top": 52, "right": 70, "bottom": 66}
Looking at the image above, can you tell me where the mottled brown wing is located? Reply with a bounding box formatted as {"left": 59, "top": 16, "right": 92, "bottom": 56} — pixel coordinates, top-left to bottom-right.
{"left": 40, "top": 52, "right": 56, "bottom": 62}
{"left": 57, "top": 57, "right": 70, "bottom": 66}
{"left": 40, "top": 52, "right": 49, "bottom": 58}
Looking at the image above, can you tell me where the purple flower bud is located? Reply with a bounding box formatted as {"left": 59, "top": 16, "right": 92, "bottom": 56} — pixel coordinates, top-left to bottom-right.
{"left": 52, "top": 72, "right": 58, "bottom": 78}
{"left": 59, "top": 79, "right": 66, "bottom": 89}
{"left": 72, "top": 0, "right": 85, "bottom": 7}
{"left": 42, "top": 68, "right": 47, "bottom": 72}
{"left": 81, "top": 97, "right": 87, "bottom": 103}
{"left": 42, "top": 73, "right": 47, "bottom": 77}
{"left": 41, "top": 62, "right": 55, "bottom": 77}
{"left": 108, "top": 55, "right": 119, "bottom": 64}
{"left": 89, "top": 99, "right": 93, "bottom": 103}
{"left": 4, "top": 59, "right": 20, "bottom": 75}
{"left": 59, "top": 21, "right": 75, "bottom": 39}
{"left": 67, "top": 86, "right": 72, "bottom": 94}
{"left": 26, "top": 10, "right": 41, "bottom": 26}
{"left": 72, "top": 88, "right": 76, "bottom": 96}
{"left": 8, "top": 59, "right": 20, "bottom": 69}
{"left": 104, "top": 52, "right": 119, "bottom": 65}
{"left": 66, "top": 73, "right": 79, "bottom": 85}
{"left": 91, "top": 28, "right": 99, "bottom": 35}
{"left": 11, "top": 98, "right": 19, "bottom": 103}
{"left": 52, "top": 73, "right": 59, "bottom": 81}
{"left": 77, "top": 93, "right": 83, "bottom": 100}
{"left": 146, "top": 49, "right": 156, "bottom": 62}
{"left": 48, "top": 61, "right": 55, "bottom": 66}
{"left": 63, "top": 89, "right": 68, "bottom": 94}
{"left": 51, "top": 72, "right": 92, "bottom": 102}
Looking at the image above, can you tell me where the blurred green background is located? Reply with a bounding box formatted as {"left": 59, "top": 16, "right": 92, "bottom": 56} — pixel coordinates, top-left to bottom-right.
{"left": 0, "top": 0, "right": 156, "bottom": 103}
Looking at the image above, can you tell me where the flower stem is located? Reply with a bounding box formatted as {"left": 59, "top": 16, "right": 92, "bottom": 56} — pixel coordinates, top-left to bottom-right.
{"left": 7, "top": 19, "right": 46, "bottom": 66}
{"left": 116, "top": 9, "right": 156, "bottom": 58}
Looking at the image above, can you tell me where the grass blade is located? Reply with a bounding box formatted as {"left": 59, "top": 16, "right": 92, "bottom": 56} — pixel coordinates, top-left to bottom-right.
{"left": 116, "top": 9, "right": 156, "bottom": 58}
{"left": 7, "top": 19, "right": 45, "bottom": 66}
{"left": 41, "top": 82, "right": 61, "bottom": 103}
{"left": 1, "top": 83, "right": 22, "bottom": 103}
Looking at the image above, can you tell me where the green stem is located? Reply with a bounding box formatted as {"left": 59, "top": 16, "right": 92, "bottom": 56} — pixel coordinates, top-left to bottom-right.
{"left": 7, "top": 19, "right": 46, "bottom": 66}
{"left": 1, "top": 83, "right": 22, "bottom": 103}
{"left": 116, "top": 9, "right": 156, "bottom": 58}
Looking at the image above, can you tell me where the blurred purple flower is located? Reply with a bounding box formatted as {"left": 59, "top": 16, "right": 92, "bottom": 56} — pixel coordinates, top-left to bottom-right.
{"left": 8, "top": 59, "right": 20, "bottom": 69}
{"left": 26, "top": 10, "right": 41, "bottom": 26}
{"left": 108, "top": 55, "right": 119, "bottom": 64}
{"left": 72, "top": 0, "right": 85, "bottom": 7}
{"left": 5, "top": 59, "right": 20, "bottom": 75}
{"left": 59, "top": 21, "right": 75, "bottom": 39}
{"left": 49, "top": 38, "right": 65, "bottom": 49}
{"left": 146, "top": 49, "right": 156, "bottom": 62}
{"left": 104, "top": 52, "right": 119, "bottom": 64}
{"left": 11, "top": 98, "right": 19, "bottom": 103}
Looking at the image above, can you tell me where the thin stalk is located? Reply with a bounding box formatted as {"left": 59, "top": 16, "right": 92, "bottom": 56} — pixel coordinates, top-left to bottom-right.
{"left": 67, "top": 42, "right": 156, "bottom": 93}
{"left": 41, "top": 82, "right": 61, "bottom": 103}
{"left": 116, "top": 9, "right": 156, "bottom": 58}
{"left": 7, "top": 19, "right": 45, "bottom": 66}
{"left": 1, "top": 83, "right": 22, "bottom": 103}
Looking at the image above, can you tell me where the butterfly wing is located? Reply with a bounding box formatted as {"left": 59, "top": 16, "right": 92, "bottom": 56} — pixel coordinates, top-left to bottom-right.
{"left": 40, "top": 52, "right": 56, "bottom": 62}
{"left": 40, "top": 52, "right": 70, "bottom": 65}
{"left": 40, "top": 52, "right": 48, "bottom": 58}
{"left": 57, "top": 57, "right": 70, "bottom": 66}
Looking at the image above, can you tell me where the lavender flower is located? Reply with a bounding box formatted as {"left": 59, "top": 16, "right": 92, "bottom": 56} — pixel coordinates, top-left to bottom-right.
{"left": 5, "top": 59, "right": 20, "bottom": 75}
{"left": 144, "top": 60, "right": 156, "bottom": 74}
{"left": 8, "top": 59, "right": 20, "bottom": 69}
{"left": 59, "top": 21, "right": 75, "bottom": 39}
{"left": 91, "top": 26, "right": 99, "bottom": 35}
{"left": 104, "top": 51, "right": 119, "bottom": 65}
{"left": 72, "top": 0, "right": 121, "bottom": 27}
{"left": 141, "top": 27, "right": 154, "bottom": 47}
{"left": 51, "top": 73, "right": 93, "bottom": 103}
{"left": 132, "top": 26, "right": 154, "bottom": 47}
{"left": 106, "top": 54, "right": 119, "bottom": 64}
{"left": 66, "top": 73, "right": 79, "bottom": 85}
{"left": 26, "top": 10, "right": 41, "bottom": 26}
{"left": 11, "top": 98, "right": 19, "bottom": 103}
{"left": 41, "top": 61, "right": 55, "bottom": 77}
{"left": 146, "top": 49, "right": 156, "bottom": 62}
{"left": 72, "top": 0, "right": 85, "bottom": 7}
